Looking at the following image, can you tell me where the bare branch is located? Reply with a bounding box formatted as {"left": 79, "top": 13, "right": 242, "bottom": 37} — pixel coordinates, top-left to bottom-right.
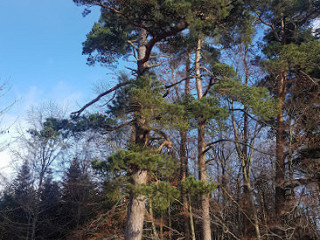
{"left": 127, "top": 40, "right": 139, "bottom": 61}
{"left": 71, "top": 81, "right": 133, "bottom": 117}
{"left": 127, "top": 40, "right": 138, "bottom": 50}
{"left": 149, "top": 55, "right": 169, "bottom": 59}
{"left": 153, "top": 129, "right": 172, "bottom": 151}
{"left": 101, "top": 120, "right": 134, "bottom": 133}
{"left": 229, "top": 108, "right": 273, "bottom": 126}
{"left": 200, "top": 65, "right": 214, "bottom": 76}
{"left": 255, "top": 11, "right": 281, "bottom": 42}
{"left": 125, "top": 66, "right": 138, "bottom": 74}
{"left": 146, "top": 61, "right": 165, "bottom": 69}
{"left": 298, "top": 70, "right": 320, "bottom": 85}
{"left": 164, "top": 77, "right": 191, "bottom": 89}
{"left": 204, "top": 138, "right": 273, "bottom": 157}
{"left": 203, "top": 77, "right": 214, "bottom": 97}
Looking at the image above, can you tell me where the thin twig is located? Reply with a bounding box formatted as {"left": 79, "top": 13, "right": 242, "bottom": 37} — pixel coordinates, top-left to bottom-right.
{"left": 204, "top": 138, "right": 273, "bottom": 157}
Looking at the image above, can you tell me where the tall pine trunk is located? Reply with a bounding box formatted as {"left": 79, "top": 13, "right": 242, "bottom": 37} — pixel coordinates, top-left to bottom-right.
{"left": 195, "top": 37, "right": 212, "bottom": 240}
{"left": 275, "top": 72, "right": 286, "bottom": 219}
{"left": 275, "top": 13, "right": 287, "bottom": 227}
{"left": 125, "top": 170, "right": 148, "bottom": 240}
{"left": 124, "top": 28, "right": 149, "bottom": 240}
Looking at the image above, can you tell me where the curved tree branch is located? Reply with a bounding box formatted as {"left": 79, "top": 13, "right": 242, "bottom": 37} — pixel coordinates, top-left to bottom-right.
{"left": 71, "top": 81, "right": 133, "bottom": 117}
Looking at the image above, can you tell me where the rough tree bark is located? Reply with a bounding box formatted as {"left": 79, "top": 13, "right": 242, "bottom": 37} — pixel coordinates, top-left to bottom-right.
{"left": 275, "top": 72, "right": 287, "bottom": 220}
{"left": 124, "top": 170, "right": 148, "bottom": 240}
{"left": 125, "top": 25, "right": 189, "bottom": 240}
{"left": 257, "top": 10, "right": 288, "bottom": 237}
{"left": 275, "top": 13, "right": 287, "bottom": 228}
{"left": 124, "top": 28, "right": 149, "bottom": 240}
{"left": 195, "top": 37, "right": 212, "bottom": 240}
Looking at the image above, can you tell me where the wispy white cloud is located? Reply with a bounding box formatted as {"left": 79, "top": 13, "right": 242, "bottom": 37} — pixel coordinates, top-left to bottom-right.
{"left": 50, "top": 80, "right": 83, "bottom": 111}
{"left": 0, "top": 80, "right": 85, "bottom": 178}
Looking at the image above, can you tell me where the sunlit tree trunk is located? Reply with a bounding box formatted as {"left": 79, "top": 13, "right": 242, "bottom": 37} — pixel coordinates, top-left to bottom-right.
{"left": 124, "top": 28, "right": 149, "bottom": 240}
{"left": 125, "top": 169, "right": 148, "bottom": 240}
{"left": 195, "top": 37, "right": 212, "bottom": 240}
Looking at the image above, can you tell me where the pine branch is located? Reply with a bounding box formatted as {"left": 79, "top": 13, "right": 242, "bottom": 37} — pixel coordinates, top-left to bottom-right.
{"left": 96, "top": 2, "right": 152, "bottom": 32}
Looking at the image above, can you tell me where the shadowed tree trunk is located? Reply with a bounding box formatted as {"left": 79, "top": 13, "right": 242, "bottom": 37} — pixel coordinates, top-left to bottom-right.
{"left": 275, "top": 13, "right": 287, "bottom": 229}
{"left": 275, "top": 71, "right": 287, "bottom": 224}
{"left": 242, "top": 46, "right": 261, "bottom": 240}
{"left": 180, "top": 48, "right": 191, "bottom": 240}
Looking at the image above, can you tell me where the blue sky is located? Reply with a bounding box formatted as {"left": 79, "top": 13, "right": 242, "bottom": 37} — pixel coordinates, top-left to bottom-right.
{"left": 0, "top": 0, "right": 121, "bottom": 175}
{"left": 0, "top": 0, "right": 115, "bottom": 109}
{"left": 0, "top": 0, "right": 126, "bottom": 124}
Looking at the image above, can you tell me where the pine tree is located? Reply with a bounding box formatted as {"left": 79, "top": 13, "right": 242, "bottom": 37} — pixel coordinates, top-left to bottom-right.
{"left": 37, "top": 173, "right": 61, "bottom": 240}
{"left": 72, "top": 1, "right": 238, "bottom": 239}
{"left": 61, "top": 158, "right": 92, "bottom": 230}
{"left": 252, "top": 0, "right": 320, "bottom": 236}
{"left": 6, "top": 161, "right": 35, "bottom": 240}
